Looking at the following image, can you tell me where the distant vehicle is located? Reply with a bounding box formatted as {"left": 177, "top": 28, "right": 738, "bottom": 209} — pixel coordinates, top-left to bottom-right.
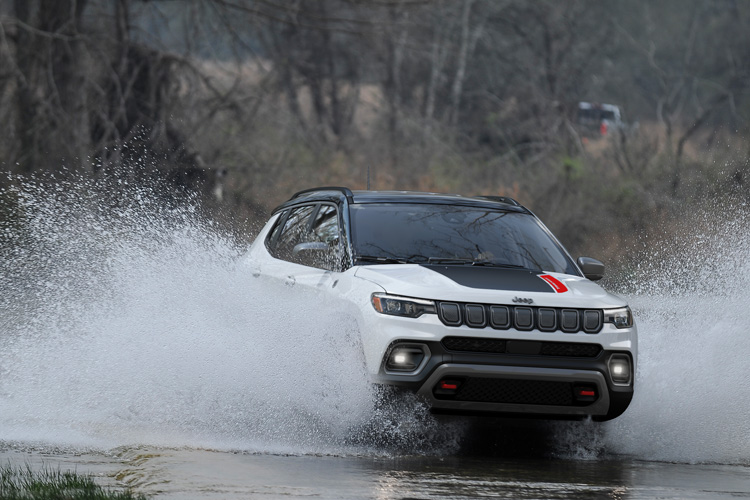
{"left": 245, "top": 188, "right": 637, "bottom": 421}
{"left": 577, "top": 102, "right": 625, "bottom": 136}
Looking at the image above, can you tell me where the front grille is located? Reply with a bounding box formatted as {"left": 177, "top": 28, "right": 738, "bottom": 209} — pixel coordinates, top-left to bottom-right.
{"left": 441, "top": 337, "right": 602, "bottom": 358}
{"left": 540, "top": 342, "right": 601, "bottom": 357}
{"left": 437, "top": 302, "right": 603, "bottom": 334}
{"left": 442, "top": 337, "right": 507, "bottom": 353}
{"left": 436, "top": 377, "right": 574, "bottom": 406}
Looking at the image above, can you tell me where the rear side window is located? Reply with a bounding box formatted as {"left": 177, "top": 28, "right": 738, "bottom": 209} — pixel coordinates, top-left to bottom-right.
{"left": 266, "top": 209, "right": 289, "bottom": 246}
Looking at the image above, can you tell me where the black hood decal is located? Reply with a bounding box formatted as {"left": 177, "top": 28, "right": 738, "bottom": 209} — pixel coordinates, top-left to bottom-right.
{"left": 421, "top": 264, "right": 553, "bottom": 292}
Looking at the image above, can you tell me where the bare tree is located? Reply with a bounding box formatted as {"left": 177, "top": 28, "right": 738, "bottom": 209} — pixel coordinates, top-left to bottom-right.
{"left": 616, "top": 0, "right": 750, "bottom": 193}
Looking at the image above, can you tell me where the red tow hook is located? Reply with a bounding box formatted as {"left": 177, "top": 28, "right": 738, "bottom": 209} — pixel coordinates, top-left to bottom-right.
{"left": 434, "top": 379, "right": 463, "bottom": 396}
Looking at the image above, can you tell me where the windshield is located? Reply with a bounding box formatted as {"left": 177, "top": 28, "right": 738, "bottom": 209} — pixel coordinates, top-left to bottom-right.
{"left": 350, "top": 203, "right": 578, "bottom": 275}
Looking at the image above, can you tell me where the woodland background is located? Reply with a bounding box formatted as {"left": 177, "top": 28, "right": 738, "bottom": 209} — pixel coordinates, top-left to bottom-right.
{"left": 1, "top": 0, "right": 749, "bottom": 266}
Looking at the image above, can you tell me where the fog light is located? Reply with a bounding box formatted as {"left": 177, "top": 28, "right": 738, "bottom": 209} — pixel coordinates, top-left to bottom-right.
{"left": 384, "top": 344, "right": 429, "bottom": 373}
{"left": 393, "top": 353, "right": 408, "bottom": 364}
{"left": 608, "top": 354, "right": 632, "bottom": 385}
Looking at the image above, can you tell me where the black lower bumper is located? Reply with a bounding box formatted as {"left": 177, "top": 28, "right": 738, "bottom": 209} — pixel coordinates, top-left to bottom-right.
{"left": 375, "top": 340, "right": 634, "bottom": 421}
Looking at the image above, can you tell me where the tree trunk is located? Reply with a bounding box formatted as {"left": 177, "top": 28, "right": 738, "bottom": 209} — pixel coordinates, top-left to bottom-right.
{"left": 449, "top": 0, "right": 475, "bottom": 127}
{"left": 384, "top": 6, "right": 408, "bottom": 169}
{"left": 13, "top": 0, "right": 41, "bottom": 174}
{"left": 424, "top": 3, "right": 448, "bottom": 142}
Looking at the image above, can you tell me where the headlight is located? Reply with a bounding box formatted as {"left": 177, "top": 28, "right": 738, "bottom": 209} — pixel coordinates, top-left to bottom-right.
{"left": 603, "top": 306, "right": 633, "bottom": 329}
{"left": 371, "top": 293, "right": 436, "bottom": 318}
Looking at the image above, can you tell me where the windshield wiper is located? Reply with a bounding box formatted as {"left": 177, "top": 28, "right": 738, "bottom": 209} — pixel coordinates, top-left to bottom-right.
{"left": 356, "top": 255, "right": 538, "bottom": 271}
{"left": 473, "top": 262, "right": 534, "bottom": 270}
{"left": 355, "top": 255, "right": 414, "bottom": 264}
{"left": 426, "top": 258, "right": 537, "bottom": 271}
{"left": 427, "top": 257, "right": 475, "bottom": 265}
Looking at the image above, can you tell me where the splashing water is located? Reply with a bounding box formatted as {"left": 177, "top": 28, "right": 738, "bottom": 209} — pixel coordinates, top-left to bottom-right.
{"left": 599, "top": 210, "right": 750, "bottom": 464}
{"left": 553, "top": 209, "right": 750, "bottom": 465}
{"left": 2, "top": 177, "right": 749, "bottom": 464}
{"left": 0, "top": 177, "right": 460, "bottom": 455}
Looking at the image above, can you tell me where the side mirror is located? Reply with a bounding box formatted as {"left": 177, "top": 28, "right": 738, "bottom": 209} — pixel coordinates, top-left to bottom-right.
{"left": 577, "top": 257, "right": 605, "bottom": 281}
{"left": 293, "top": 241, "right": 328, "bottom": 255}
{"left": 292, "top": 241, "right": 331, "bottom": 268}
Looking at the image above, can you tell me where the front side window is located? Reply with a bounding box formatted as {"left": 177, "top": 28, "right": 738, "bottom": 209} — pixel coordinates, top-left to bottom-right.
{"left": 350, "top": 203, "right": 578, "bottom": 275}
{"left": 272, "top": 205, "right": 316, "bottom": 260}
{"left": 267, "top": 204, "right": 343, "bottom": 271}
{"left": 311, "top": 205, "right": 339, "bottom": 245}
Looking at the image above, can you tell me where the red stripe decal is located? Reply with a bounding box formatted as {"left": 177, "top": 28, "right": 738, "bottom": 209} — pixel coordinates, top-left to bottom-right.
{"left": 539, "top": 275, "right": 569, "bottom": 293}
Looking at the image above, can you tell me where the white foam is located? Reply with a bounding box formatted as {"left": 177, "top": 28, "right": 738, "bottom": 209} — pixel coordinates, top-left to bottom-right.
{"left": 587, "top": 212, "right": 750, "bottom": 464}
{"left": 0, "top": 178, "right": 460, "bottom": 456}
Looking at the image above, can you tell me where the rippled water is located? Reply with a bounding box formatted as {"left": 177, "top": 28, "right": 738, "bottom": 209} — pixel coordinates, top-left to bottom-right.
{"left": 1, "top": 177, "right": 749, "bottom": 498}
{"left": 2, "top": 444, "right": 749, "bottom": 499}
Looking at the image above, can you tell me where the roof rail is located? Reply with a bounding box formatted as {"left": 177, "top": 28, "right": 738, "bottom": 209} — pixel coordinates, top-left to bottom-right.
{"left": 291, "top": 186, "right": 354, "bottom": 200}
{"left": 474, "top": 195, "right": 521, "bottom": 206}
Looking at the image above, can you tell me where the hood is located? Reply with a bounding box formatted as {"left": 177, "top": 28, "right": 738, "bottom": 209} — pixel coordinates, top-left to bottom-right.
{"left": 354, "top": 264, "right": 626, "bottom": 309}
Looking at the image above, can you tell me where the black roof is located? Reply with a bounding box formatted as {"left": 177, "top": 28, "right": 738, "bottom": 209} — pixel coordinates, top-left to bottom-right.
{"left": 276, "top": 187, "right": 528, "bottom": 213}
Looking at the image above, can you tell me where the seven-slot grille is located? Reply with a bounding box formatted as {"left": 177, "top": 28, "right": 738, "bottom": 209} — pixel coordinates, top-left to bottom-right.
{"left": 437, "top": 301, "right": 604, "bottom": 333}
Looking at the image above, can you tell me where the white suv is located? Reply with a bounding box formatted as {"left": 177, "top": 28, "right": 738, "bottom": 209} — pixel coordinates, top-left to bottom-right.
{"left": 245, "top": 188, "right": 637, "bottom": 421}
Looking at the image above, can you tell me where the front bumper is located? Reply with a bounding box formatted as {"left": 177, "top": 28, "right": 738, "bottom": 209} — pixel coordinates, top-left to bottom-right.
{"left": 375, "top": 340, "right": 634, "bottom": 420}
{"left": 420, "top": 363, "right": 611, "bottom": 417}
